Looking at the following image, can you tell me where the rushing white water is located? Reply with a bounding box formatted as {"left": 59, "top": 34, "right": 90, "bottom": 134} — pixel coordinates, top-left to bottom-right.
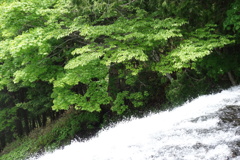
{"left": 32, "top": 86, "right": 240, "bottom": 160}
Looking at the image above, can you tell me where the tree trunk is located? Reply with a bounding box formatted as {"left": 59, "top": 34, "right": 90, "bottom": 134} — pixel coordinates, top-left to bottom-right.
{"left": 107, "top": 64, "right": 121, "bottom": 99}
{"left": 227, "top": 71, "right": 237, "bottom": 86}
{"left": 37, "top": 116, "right": 42, "bottom": 127}
{"left": 0, "top": 131, "right": 6, "bottom": 151}
{"left": 166, "top": 73, "right": 173, "bottom": 81}
{"left": 22, "top": 109, "right": 30, "bottom": 135}
{"left": 31, "top": 118, "right": 36, "bottom": 130}
{"left": 15, "top": 119, "right": 23, "bottom": 136}
{"left": 42, "top": 112, "right": 47, "bottom": 127}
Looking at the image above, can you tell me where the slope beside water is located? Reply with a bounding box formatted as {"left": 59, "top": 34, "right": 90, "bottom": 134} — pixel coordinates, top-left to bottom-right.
{"left": 31, "top": 86, "right": 240, "bottom": 160}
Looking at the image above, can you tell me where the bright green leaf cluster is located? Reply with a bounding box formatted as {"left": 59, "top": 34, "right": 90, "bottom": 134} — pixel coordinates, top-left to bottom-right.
{"left": 0, "top": 0, "right": 236, "bottom": 115}
{"left": 155, "top": 24, "right": 234, "bottom": 75}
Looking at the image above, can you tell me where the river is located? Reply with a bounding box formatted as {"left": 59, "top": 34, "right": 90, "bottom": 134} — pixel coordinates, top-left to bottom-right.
{"left": 30, "top": 85, "right": 240, "bottom": 160}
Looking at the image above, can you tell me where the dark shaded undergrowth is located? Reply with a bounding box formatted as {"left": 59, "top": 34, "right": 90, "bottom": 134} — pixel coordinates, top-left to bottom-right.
{"left": 0, "top": 110, "right": 102, "bottom": 160}
{"left": 0, "top": 69, "right": 236, "bottom": 160}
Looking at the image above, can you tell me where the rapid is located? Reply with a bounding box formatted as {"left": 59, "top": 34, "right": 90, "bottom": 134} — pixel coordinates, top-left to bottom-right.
{"left": 31, "top": 86, "right": 240, "bottom": 160}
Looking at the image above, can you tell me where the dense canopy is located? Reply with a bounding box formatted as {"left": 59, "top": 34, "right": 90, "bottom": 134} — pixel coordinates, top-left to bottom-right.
{"left": 0, "top": 0, "right": 240, "bottom": 155}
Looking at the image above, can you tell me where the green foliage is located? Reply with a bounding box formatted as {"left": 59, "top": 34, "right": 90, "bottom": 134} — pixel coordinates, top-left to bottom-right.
{"left": 155, "top": 24, "right": 234, "bottom": 75}
{"left": 0, "top": 0, "right": 234, "bottom": 115}
{"left": 52, "top": 61, "right": 112, "bottom": 111}
{"left": 129, "top": 91, "right": 149, "bottom": 107}
{"left": 0, "top": 108, "right": 16, "bottom": 132}
{"left": 50, "top": 8, "right": 187, "bottom": 112}
{"left": 112, "top": 91, "right": 129, "bottom": 114}
{"left": 0, "top": 137, "right": 33, "bottom": 160}
{"left": 224, "top": 0, "right": 240, "bottom": 33}
{"left": 0, "top": 0, "right": 240, "bottom": 156}
{"left": 0, "top": 110, "right": 100, "bottom": 160}
{"left": 112, "top": 91, "right": 149, "bottom": 114}
{"left": 195, "top": 49, "right": 240, "bottom": 81}
{"left": 166, "top": 71, "right": 216, "bottom": 106}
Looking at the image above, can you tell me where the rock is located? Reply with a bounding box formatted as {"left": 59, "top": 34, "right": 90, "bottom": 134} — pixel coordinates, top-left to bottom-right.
{"left": 219, "top": 105, "right": 240, "bottom": 126}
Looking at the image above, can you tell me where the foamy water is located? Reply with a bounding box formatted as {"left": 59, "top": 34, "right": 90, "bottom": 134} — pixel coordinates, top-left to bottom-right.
{"left": 31, "top": 86, "right": 240, "bottom": 160}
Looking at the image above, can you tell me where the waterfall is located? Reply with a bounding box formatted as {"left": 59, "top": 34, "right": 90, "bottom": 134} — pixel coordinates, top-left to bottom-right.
{"left": 31, "top": 86, "right": 240, "bottom": 160}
